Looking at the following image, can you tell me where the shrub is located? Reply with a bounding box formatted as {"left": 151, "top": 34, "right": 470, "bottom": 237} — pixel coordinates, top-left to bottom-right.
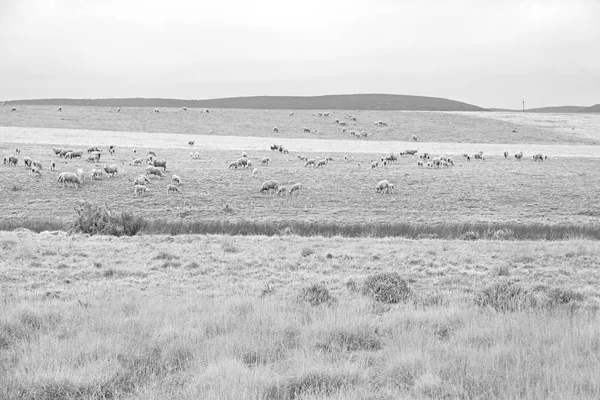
{"left": 316, "top": 326, "right": 382, "bottom": 352}
{"left": 301, "top": 247, "right": 315, "bottom": 257}
{"left": 475, "top": 280, "right": 535, "bottom": 312}
{"left": 70, "top": 201, "right": 146, "bottom": 236}
{"left": 547, "top": 287, "right": 585, "bottom": 305}
{"left": 461, "top": 231, "right": 479, "bottom": 241}
{"left": 298, "top": 284, "right": 336, "bottom": 306}
{"left": 362, "top": 272, "right": 411, "bottom": 304}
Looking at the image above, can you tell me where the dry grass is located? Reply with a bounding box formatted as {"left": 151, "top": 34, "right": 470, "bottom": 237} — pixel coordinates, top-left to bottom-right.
{"left": 3, "top": 105, "right": 600, "bottom": 144}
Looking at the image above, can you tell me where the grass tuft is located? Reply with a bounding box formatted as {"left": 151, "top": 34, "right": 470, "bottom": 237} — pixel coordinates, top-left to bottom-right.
{"left": 362, "top": 272, "right": 411, "bottom": 304}
{"left": 298, "top": 284, "right": 336, "bottom": 306}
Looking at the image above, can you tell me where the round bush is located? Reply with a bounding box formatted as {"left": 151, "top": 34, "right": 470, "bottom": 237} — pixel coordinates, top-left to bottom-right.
{"left": 298, "top": 284, "right": 336, "bottom": 306}
{"left": 362, "top": 272, "right": 411, "bottom": 303}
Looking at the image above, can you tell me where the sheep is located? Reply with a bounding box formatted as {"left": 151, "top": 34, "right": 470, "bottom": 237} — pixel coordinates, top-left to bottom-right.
{"left": 324, "top": 112, "right": 330, "bottom": 116}
{"left": 474, "top": 153, "right": 484, "bottom": 161}
{"left": 166, "top": 184, "right": 180, "bottom": 194}
{"left": 11, "top": 107, "right": 17, "bottom": 111}
{"left": 50, "top": 161, "right": 56, "bottom": 171}
{"left": 5, "top": 155, "right": 18, "bottom": 166}
{"left": 419, "top": 152, "right": 430, "bottom": 160}
{"left": 205, "top": 109, "right": 210, "bottom": 113}
{"left": 385, "top": 154, "right": 398, "bottom": 163}
{"left": 273, "top": 127, "right": 279, "bottom": 132}
{"left": 386, "top": 183, "right": 395, "bottom": 194}
{"left": 446, "top": 158, "right": 454, "bottom": 166}
{"left": 404, "top": 149, "right": 418, "bottom": 156}
{"left": 146, "top": 166, "right": 165, "bottom": 178}
{"left": 75, "top": 168, "right": 84, "bottom": 183}
{"left": 57, "top": 107, "right": 62, "bottom": 112}
{"left": 152, "top": 159, "right": 167, "bottom": 171}
{"left": 53, "top": 147, "right": 63, "bottom": 156}
{"left": 90, "top": 169, "right": 102, "bottom": 180}
{"left": 350, "top": 116, "right": 357, "bottom": 121}
{"left": 533, "top": 153, "right": 544, "bottom": 162}
{"left": 270, "top": 144, "right": 279, "bottom": 151}
{"left": 103, "top": 164, "right": 118, "bottom": 177}
{"left": 33, "top": 161, "right": 42, "bottom": 170}
{"left": 59, "top": 149, "right": 73, "bottom": 158}
{"left": 335, "top": 119, "right": 340, "bottom": 124}
{"left": 237, "top": 158, "right": 248, "bottom": 169}
{"left": 57, "top": 172, "right": 81, "bottom": 188}
{"left": 504, "top": 151, "right": 509, "bottom": 158}
{"left": 259, "top": 180, "right": 279, "bottom": 194}
{"left": 133, "top": 148, "right": 137, "bottom": 154}
{"left": 277, "top": 186, "right": 287, "bottom": 196}
{"left": 130, "top": 158, "right": 144, "bottom": 166}
{"left": 289, "top": 183, "right": 303, "bottom": 195}
{"left": 134, "top": 174, "right": 150, "bottom": 185}
{"left": 316, "top": 159, "right": 328, "bottom": 168}
{"left": 154, "top": 109, "right": 160, "bottom": 113}
{"left": 326, "top": 157, "right": 334, "bottom": 162}
{"left": 87, "top": 146, "right": 100, "bottom": 153}
{"left": 412, "top": 135, "right": 418, "bottom": 141}
{"left": 431, "top": 157, "right": 442, "bottom": 168}
{"left": 289, "top": 112, "right": 294, "bottom": 116}
{"left": 417, "top": 160, "right": 424, "bottom": 167}
{"left": 228, "top": 161, "right": 238, "bottom": 169}
{"left": 147, "top": 150, "right": 157, "bottom": 157}
{"left": 283, "top": 149, "right": 289, "bottom": 154}
{"left": 133, "top": 185, "right": 148, "bottom": 196}
{"left": 303, "top": 127, "right": 311, "bottom": 133}
{"left": 260, "top": 158, "right": 269, "bottom": 166}
{"left": 31, "top": 166, "right": 42, "bottom": 176}
{"left": 252, "top": 168, "right": 258, "bottom": 178}
{"left": 515, "top": 152, "right": 524, "bottom": 160}
{"left": 24, "top": 157, "right": 32, "bottom": 167}
{"left": 171, "top": 175, "right": 182, "bottom": 185}
{"left": 183, "top": 107, "right": 187, "bottom": 111}
{"left": 375, "top": 180, "right": 389, "bottom": 193}
{"left": 108, "top": 145, "right": 116, "bottom": 155}
{"left": 304, "top": 159, "right": 316, "bottom": 167}
{"left": 87, "top": 152, "right": 101, "bottom": 163}
{"left": 188, "top": 141, "right": 195, "bottom": 147}
{"left": 247, "top": 160, "right": 253, "bottom": 168}
{"left": 190, "top": 152, "right": 201, "bottom": 159}
{"left": 339, "top": 121, "right": 347, "bottom": 126}
{"left": 371, "top": 161, "right": 379, "bottom": 169}
{"left": 71, "top": 150, "right": 83, "bottom": 159}
{"left": 427, "top": 161, "right": 433, "bottom": 167}
{"left": 117, "top": 107, "right": 121, "bottom": 112}
{"left": 15, "top": 148, "right": 20, "bottom": 154}
{"left": 297, "top": 155, "right": 307, "bottom": 162}
{"left": 318, "top": 112, "right": 323, "bottom": 117}
{"left": 64, "top": 151, "right": 74, "bottom": 159}
{"left": 241, "top": 152, "right": 248, "bottom": 158}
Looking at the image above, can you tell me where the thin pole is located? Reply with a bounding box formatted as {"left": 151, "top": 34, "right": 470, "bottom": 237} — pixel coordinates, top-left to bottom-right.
{"left": 522, "top": 99, "right": 525, "bottom": 111}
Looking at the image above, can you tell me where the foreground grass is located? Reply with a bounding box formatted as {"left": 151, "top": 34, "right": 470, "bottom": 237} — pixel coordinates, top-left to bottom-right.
{"left": 1, "top": 232, "right": 599, "bottom": 399}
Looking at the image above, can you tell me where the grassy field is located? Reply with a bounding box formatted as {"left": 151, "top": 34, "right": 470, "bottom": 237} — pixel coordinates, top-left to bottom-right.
{"left": 1, "top": 232, "right": 599, "bottom": 399}
{"left": 2, "top": 105, "right": 600, "bottom": 145}
{"left": 2, "top": 140, "right": 600, "bottom": 227}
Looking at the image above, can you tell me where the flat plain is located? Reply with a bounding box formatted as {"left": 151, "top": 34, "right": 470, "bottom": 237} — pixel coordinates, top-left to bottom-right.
{"left": 2, "top": 105, "right": 600, "bottom": 399}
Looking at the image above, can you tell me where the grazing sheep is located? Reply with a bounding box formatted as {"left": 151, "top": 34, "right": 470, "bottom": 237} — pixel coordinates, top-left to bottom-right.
{"left": 57, "top": 107, "right": 62, "bottom": 112}
{"left": 166, "top": 184, "right": 180, "bottom": 194}
{"left": 417, "top": 160, "right": 424, "bottom": 167}
{"left": 303, "top": 127, "right": 311, "bottom": 133}
{"left": 350, "top": 116, "right": 357, "bottom": 121}
{"left": 289, "top": 112, "right": 294, "bottom": 116}
{"left": 339, "top": 121, "right": 347, "bottom": 126}
{"left": 11, "top": 107, "right": 17, "bottom": 112}
{"left": 283, "top": 149, "right": 289, "bottom": 154}
{"left": 259, "top": 180, "right": 279, "bottom": 194}
{"left": 431, "top": 157, "right": 442, "bottom": 168}
{"left": 270, "top": 144, "right": 279, "bottom": 151}
{"left": 504, "top": 151, "right": 509, "bottom": 158}
{"left": 241, "top": 152, "right": 248, "bottom": 158}
{"left": 412, "top": 135, "right": 418, "bottom": 141}
{"left": 133, "top": 185, "right": 148, "bottom": 197}
{"left": 446, "top": 157, "right": 454, "bottom": 166}
{"left": 289, "top": 183, "right": 303, "bottom": 195}
{"left": 237, "top": 158, "right": 248, "bottom": 168}
{"left": 371, "top": 161, "right": 378, "bottom": 169}
{"left": 405, "top": 149, "right": 418, "bottom": 156}
{"left": 64, "top": 151, "right": 74, "bottom": 159}
{"left": 57, "top": 172, "right": 81, "bottom": 188}
{"left": 53, "top": 147, "right": 63, "bottom": 156}
{"left": 316, "top": 159, "right": 328, "bottom": 168}
{"left": 182, "top": 107, "right": 187, "bottom": 111}
{"left": 59, "top": 149, "right": 73, "bottom": 158}
{"left": 152, "top": 159, "right": 167, "bottom": 171}
{"left": 171, "top": 175, "right": 182, "bottom": 185}
{"left": 191, "top": 151, "right": 201, "bottom": 159}
{"left": 75, "top": 168, "right": 84, "bottom": 182}
{"left": 252, "top": 168, "right": 258, "bottom": 178}
{"left": 515, "top": 152, "right": 524, "bottom": 160}
{"left": 297, "top": 155, "right": 307, "bottom": 162}
{"left": 117, "top": 108, "right": 121, "bottom": 112}
{"left": 474, "top": 153, "right": 484, "bottom": 161}
{"left": 103, "top": 164, "right": 118, "bottom": 177}
{"left": 277, "top": 186, "right": 287, "bottom": 196}
{"left": 228, "top": 161, "right": 238, "bottom": 169}
{"left": 87, "top": 152, "right": 101, "bottom": 163}
{"left": 260, "top": 158, "right": 269, "bottom": 166}
{"left": 376, "top": 180, "right": 389, "bottom": 193}
{"left": 147, "top": 150, "right": 157, "bottom": 157}
{"left": 188, "top": 140, "right": 195, "bottom": 147}
{"left": 71, "top": 150, "right": 83, "bottom": 159}
{"left": 130, "top": 158, "right": 144, "bottom": 166}
{"left": 108, "top": 145, "right": 116, "bottom": 155}
{"left": 24, "top": 157, "right": 32, "bottom": 167}
{"left": 326, "top": 157, "right": 334, "bottom": 162}
{"left": 324, "top": 112, "right": 330, "bottom": 116}
{"left": 33, "top": 161, "right": 42, "bottom": 170}
{"left": 427, "top": 161, "right": 434, "bottom": 167}
{"left": 5, "top": 155, "right": 18, "bottom": 166}
{"left": 133, "top": 148, "right": 137, "bottom": 154}
{"left": 31, "top": 166, "right": 42, "bottom": 176}
{"left": 419, "top": 153, "right": 430, "bottom": 160}
{"left": 146, "top": 166, "right": 165, "bottom": 178}
{"left": 247, "top": 160, "right": 253, "bottom": 168}
{"left": 15, "top": 148, "right": 20, "bottom": 154}
{"left": 134, "top": 174, "right": 150, "bottom": 185}
{"left": 304, "top": 159, "right": 316, "bottom": 167}
{"left": 533, "top": 153, "right": 545, "bottom": 162}
{"left": 50, "top": 161, "right": 56, "bottom": 171}
{"left": 273, "top": 127, "right": 279, "bottom": 132}
{"left": 87, "top": 146, "right": 100, "bottom": 153}
{"left": 90, "top": 169, "right": 101, "bottom": 180}
{"left": 154, "top": 109, "right": 160, "bottom": 113}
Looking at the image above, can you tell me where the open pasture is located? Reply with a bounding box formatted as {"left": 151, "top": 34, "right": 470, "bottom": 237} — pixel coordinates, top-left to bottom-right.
{"left": 2, "top": 105, "right": 600, "bottom": 145}
{"left": 2, "top": 138, "right": 599, "bottom": 226}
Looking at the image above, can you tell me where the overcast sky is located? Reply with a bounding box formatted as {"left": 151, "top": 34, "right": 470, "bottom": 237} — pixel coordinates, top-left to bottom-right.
{"left": 2, "top": 0, "right": 599, "bottom": 109}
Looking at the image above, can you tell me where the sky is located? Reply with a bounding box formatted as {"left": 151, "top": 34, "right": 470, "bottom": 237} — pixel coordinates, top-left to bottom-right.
{"left": 1, "top": 0, "right": 599, "bottom": 109}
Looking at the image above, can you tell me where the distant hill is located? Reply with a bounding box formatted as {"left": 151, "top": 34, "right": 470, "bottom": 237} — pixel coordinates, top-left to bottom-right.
{"left": 3, "top": 94, "right": 487, "bottom": 111}
{"left": 528, "top": 106, "right": 587, "bottom": 113}
{"left": 579, "top": 104, "right": 600, "bottom": 113}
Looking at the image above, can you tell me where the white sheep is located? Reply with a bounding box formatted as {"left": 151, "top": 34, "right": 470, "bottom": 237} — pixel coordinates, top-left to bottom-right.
{"left": 134, "top": 175, "right": 150, "bottom": 185}
{"left": 31, "top": 166, "right": 42, "bottom": 176}
{"left": 273, "top": 127, "right": 279, "bottom": 132}
{"left": 50, "top": 161, "right": 56, "bottom": 171}
{"left": 304, "top": 159, "right": 316, "bottom": 167}
{"left": 228, "top": 161, "right": 238, "bottom": 169}
{"left": 57, "top": 172, "right": 81, "bottom": 188}
{"left": 171, "top": 175, "right": 182, "bottom": 185}
{"left": 130, "top": 158, "right": 144, "bottom": 166}
{"left": 32, "top": 161, "right": 42, "bottom": 170}
{"left": 252, "top": 168, "right": 258, "bottom": 178}
{"left": 376, "top": 180, "right": 389, "bottom": 193}
{"left": 166, "top": 184, "right": 180, "bottom": 194}
{"left": 133, "top": 185, "right": 148, "bottom": 197}
{"left": 316, "top": 159, "right": 328, "bottom": 168}
{"left": 289, "top": 183, "right": 303, "bottom": 195}
{"left": 277, "top": 186, "right": 287, "bottom": 196}
{"left": 23, "top": 157, "right": 32, "bottom": 168}
{"left": 75, "top": 168, "right": 84, "bottom": 183}
{"left": 103, "top": 164, "right": 118, "bottom": 177}
{"left": 146, "top": 166, "right": 165, "bottom": 178}
{"left": 259, "top": 180, "right": 279, "bottom": 194}
{"left": 260, "top": 158, "right": 269, "bottom": 166}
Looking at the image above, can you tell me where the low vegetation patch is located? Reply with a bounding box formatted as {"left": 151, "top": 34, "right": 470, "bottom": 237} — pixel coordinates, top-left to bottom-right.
{"left": 70, "top": 201, "right": 146, "bottom": 237}
{"left": 264, "top": 369, "right": 360, "bottom": 400}
{"left": 474, "top": 280, "right": 535, "bottom": 312}
{"left": 362, "top": 272, "right": 411, "bottom": 304}
{"left": 298, "top": 284, "right": 337, "bottom": 306}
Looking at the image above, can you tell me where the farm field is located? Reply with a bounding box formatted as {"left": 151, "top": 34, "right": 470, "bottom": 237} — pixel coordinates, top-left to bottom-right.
{"left": 2, "top": 137, "right": 600, "bottom": 226}
{"left": 2, "top": 105, "right": 600, "bottom": 145}
{"left": 1, "top": 232, "right": 599, "bottom": 399}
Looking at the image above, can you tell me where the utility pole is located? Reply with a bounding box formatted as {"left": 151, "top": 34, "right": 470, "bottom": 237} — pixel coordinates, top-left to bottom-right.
{"left": 522, "top": 99, "right": 525, "bottom": 111}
